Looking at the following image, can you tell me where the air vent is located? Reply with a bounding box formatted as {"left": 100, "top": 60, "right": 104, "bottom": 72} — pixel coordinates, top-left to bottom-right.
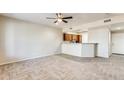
{"left": 104, "top": 19, "right": 111, "bottom": 23}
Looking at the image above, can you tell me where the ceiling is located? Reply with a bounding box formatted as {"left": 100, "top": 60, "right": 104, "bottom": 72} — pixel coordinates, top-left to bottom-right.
{"left": 1, "top": 13, "right": 124, "bottom": 29}
{"left": 111, "top": 22, "right": 124, "bottom": 31}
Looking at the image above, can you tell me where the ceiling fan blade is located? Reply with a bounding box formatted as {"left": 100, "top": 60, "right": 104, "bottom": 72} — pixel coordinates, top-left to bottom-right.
{"left": 54, "top": 20, "right": 57, "bottom": 23}
{"left": 62, "top": 16, "right": 73, "bottom": 19}
{"left": 46, "top": 17, "right": 56, "bottom": 19}
{"left": 62, "top": 20, "right": 68, "bottom": 23}
{"left": 56, "top": 13, "right": 59, "bottom": 17}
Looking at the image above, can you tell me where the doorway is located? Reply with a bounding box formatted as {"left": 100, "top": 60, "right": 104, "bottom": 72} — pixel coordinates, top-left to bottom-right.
{"left": 111, "top": 22, "right": 124, "bottom": 54}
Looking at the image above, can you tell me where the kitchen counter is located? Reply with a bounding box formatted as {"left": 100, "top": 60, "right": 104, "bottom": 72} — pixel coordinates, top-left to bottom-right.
{"left": 61, "top": 43, "right": 97, "bottom": 57}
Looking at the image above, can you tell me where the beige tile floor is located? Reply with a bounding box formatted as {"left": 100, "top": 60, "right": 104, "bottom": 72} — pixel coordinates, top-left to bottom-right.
{"left": 0, "top": 54, "right": 124, "bottom": 80}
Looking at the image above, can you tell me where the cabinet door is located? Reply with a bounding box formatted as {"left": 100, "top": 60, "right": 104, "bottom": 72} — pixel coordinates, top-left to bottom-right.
{"left": 72, "top": 35, "right": 82, "bottom": 43}
{"left": 65, "top": 34, "right": 69, "bottom": 41}
{"left": 63, "top": 33, "right": 66, "bottom": 41}
{"left": 68, "top": 34, "right": 72, "bottom": 41}
{"left": 72, "top": 34, "right": 78, "bottom": 41}
{"left": 63, "top": 34, "right": 72, "bottom": 41}
{"left": 78, "top": 35, "right": 82, "bottom": 43}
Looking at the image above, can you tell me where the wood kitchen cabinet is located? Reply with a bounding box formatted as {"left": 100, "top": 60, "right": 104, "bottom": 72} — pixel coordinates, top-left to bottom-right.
{"left": 72, "top": 34, "right": 77, "bottom": 41}
{"left": 78, "top": 35, "right": 82, "bottom": 43}
{"left": 63, "top": 33, "right": 72, "bottom": 41}
{"left": 63, "top": 33, "right": 82, "bottom": 43}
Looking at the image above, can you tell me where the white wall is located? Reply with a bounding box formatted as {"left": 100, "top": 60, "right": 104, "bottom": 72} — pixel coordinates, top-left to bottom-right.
{"left": 112, "top": 31, "right": 124, "bottom": 54}
{"left": 0, "top": 16, "right": 62, "bottom": 65}
{"left": 88, "top": 26, "right": 111, "bottom": 58}
{"left": 82, "top": 31, "right": 88, "bottom": 43}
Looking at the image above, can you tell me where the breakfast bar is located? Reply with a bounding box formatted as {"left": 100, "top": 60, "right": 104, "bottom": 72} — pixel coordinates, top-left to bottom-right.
{"left": 61, "top": 43, "right": 97, "bottom": 57}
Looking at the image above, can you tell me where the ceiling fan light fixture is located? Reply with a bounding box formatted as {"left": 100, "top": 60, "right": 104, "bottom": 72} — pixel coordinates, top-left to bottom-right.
{"left": 57, "top": 18, "right": 62, "bottom": 22}
{"left": 46, "top": 13, "right": 73, "bottom": 24}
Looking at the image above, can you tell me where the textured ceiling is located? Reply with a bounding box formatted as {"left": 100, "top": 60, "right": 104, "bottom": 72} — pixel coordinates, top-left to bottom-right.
{"left": 1, "top": 13, "right": 124, "bottom": 28}
{"left": 111, "top": 22, "right": 124, "bottom": 31}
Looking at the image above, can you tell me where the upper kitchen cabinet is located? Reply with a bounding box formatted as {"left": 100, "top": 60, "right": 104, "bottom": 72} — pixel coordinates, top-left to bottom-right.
{"left": 63, "top": 33, "right": 82, "bottom": 43}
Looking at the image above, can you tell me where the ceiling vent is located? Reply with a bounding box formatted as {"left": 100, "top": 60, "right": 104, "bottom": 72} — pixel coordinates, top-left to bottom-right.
{"left": 104, "top": 19, "right": 111, "bottom": 23}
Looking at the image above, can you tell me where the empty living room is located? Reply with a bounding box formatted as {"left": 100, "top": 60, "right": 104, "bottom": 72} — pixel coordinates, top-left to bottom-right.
{"left": 1, "top": 0, "right": 124, "bottom": 93}
{"left": 0, "top": 13, "right": 124, "bottom": 80}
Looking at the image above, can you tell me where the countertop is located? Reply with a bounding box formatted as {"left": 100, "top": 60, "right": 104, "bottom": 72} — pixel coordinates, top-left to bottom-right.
{"left": 62, "top": 42, "right": 97, "bottom": 44}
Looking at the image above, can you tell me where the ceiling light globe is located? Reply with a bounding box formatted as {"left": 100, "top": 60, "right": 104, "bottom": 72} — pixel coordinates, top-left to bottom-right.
{"left": 58, "top": 19, "right": 62, "bottom": 22}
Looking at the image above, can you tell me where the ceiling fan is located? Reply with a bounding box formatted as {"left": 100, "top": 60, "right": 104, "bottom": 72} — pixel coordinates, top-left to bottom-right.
{"left": 46, "top": 13, "right": 73, "bottom": 24}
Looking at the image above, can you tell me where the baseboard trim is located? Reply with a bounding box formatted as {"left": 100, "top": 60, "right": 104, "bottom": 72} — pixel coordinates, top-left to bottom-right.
{"left": 112, "top": 53, "right": 124, "bottom": 55}
{"left": 0, "top": 53, "right": 61, "bottom": 66}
